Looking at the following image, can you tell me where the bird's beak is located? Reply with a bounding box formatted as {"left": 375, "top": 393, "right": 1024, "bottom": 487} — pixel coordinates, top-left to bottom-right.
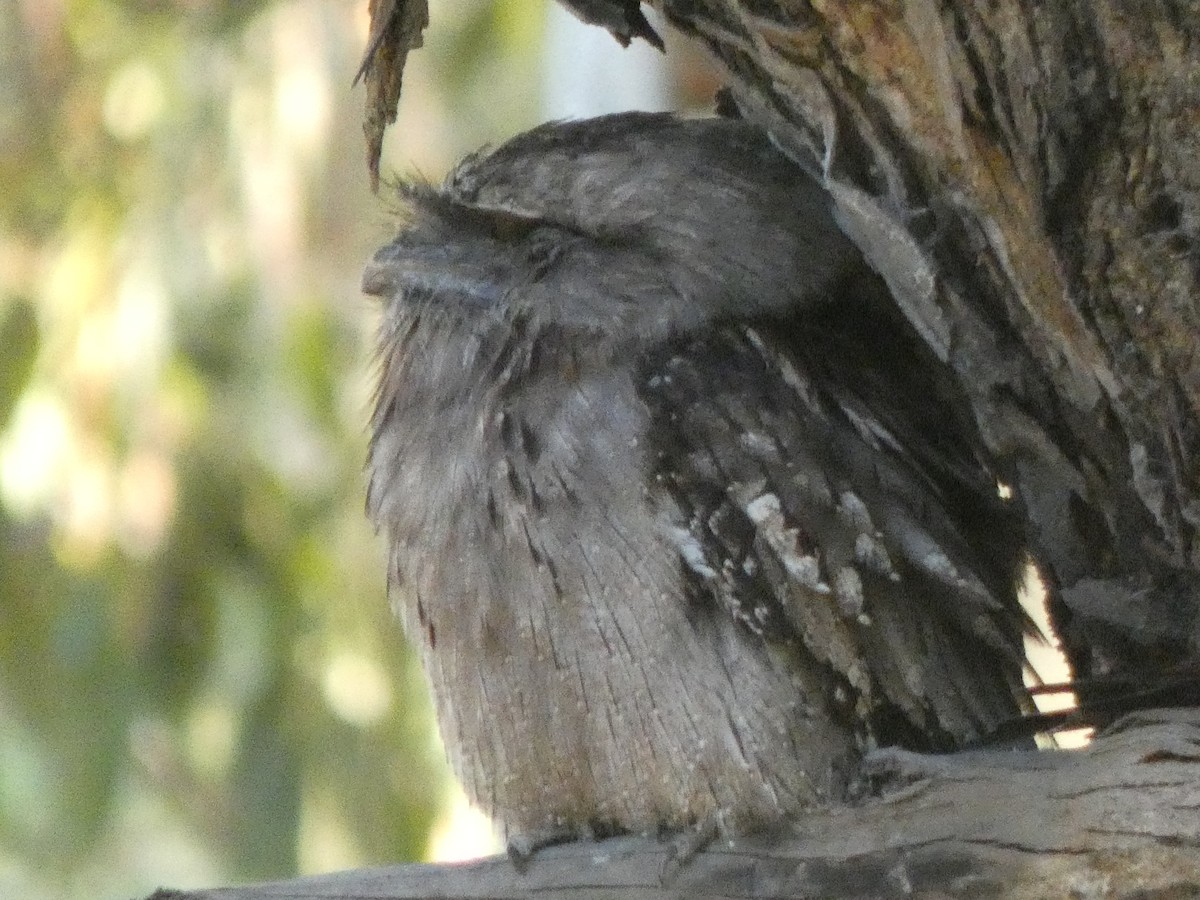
{"left": 362, "top": 241, "right": 505, "bottom": 306}
{"left": 361, "top": 243, "right": 406, "bottom": 296}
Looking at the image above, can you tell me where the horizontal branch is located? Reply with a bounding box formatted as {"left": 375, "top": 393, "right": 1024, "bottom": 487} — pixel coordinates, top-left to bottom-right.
{"left": 150, "top": 710, "right": 1200, "bottom": 900}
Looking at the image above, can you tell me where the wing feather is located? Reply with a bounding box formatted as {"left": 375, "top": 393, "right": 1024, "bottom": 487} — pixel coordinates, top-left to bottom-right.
{"left": 638, "top": 275, "right": 1031, "bottom": 749}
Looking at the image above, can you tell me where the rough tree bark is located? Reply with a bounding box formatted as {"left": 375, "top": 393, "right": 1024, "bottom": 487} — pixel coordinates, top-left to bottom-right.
{"left": 145, "top": 3, "right": 1200, "bottom": 898}
{"left": 648, "top": 0, "right": 1200, "bottom": 680}
{"left": 153, "top": 711, "right": 1200, "bottom": 898}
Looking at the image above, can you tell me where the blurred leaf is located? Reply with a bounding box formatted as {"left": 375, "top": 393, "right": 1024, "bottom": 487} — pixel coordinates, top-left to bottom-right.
{"left": 227, "top": 686, "right": 304, "bottom": 877}
{"left": 0, "top": 299, "right": 38, "bottom": 432}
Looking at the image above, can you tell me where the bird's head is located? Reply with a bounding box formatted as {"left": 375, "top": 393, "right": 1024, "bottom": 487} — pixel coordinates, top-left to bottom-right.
{"left": 362, "top": 112, "right": 861, "bottom": 368}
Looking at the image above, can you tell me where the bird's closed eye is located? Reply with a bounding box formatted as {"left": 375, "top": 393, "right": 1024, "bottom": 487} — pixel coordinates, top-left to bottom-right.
{"left": 429, "top": 192, "right": 547, "bottom": 244}
{"left": 399, "top": 182, "right": 549, "bottom": 243}
{"left": 482, "top": 208, "right": 543, "bottom": 242}
{"left": 455, "top": 204, "right": 569, "bottom": 281}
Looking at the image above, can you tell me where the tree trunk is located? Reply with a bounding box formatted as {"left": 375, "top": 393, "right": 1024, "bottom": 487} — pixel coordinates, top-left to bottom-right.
{"left": 650, "top": 0, "right": 1200, "bottom": 679}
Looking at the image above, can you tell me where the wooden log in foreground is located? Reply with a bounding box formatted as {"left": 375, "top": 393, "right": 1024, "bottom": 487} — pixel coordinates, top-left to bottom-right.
{"left": 149, "top": 710, "right": 1200, "bottom": 900}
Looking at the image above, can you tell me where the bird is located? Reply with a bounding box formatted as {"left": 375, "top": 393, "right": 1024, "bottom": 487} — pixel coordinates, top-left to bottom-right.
{"left": 362, "top": 112, "right": 1033, "bottom": 859}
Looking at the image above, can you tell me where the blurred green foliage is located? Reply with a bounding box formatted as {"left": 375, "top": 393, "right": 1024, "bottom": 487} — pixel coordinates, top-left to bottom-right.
{"left": 0, "top": 0, "right": 546, "bottom": 896}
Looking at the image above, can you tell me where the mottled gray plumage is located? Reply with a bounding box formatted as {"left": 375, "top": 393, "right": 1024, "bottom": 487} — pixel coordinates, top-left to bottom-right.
{"left": 363, "top": 113, "right": 1030, "bottom": 850}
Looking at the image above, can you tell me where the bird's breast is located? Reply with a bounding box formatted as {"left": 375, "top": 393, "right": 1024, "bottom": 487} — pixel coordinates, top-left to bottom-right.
{"left": 388, "top": 372, "right": 853, "bottom": 837}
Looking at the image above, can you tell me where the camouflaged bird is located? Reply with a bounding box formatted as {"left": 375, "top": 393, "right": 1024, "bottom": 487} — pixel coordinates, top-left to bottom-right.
{"left": 363, "top": 112, "right": 1031, "bottom": 857}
